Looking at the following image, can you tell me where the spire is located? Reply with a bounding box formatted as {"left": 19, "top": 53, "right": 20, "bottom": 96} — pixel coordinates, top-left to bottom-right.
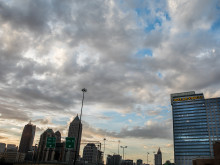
{"left": 157, "top": 147, "right": 161, "bottom": 154}
{"left": 73, "top": 115, "right": 80, "bottom": 121}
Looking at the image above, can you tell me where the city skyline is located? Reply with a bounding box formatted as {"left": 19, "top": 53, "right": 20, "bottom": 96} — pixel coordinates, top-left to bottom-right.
{"left": 0, "top": 0, "right": 220, "bottom": 164}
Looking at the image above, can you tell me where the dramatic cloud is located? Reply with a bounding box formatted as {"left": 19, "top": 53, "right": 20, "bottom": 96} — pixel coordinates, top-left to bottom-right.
{"left": 0, "top": 0, "right": 219, "bottom": 162}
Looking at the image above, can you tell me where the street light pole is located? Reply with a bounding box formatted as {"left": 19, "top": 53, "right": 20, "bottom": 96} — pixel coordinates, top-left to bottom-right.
{"left": 120, "top": 146, "right": 127, "bottom": 160}
{"left": 73, "top": 88, "right": 87, "bottom": 165}
{"left": 118, "top": 140, "right": 120, "bottom": 155}
{"left": 147, "top": 152, "right": 149, "bottom": 164}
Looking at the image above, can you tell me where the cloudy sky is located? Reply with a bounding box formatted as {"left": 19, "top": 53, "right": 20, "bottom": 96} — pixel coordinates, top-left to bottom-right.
{"left": 0, "top": 0, "right": 220, "bottom": 163}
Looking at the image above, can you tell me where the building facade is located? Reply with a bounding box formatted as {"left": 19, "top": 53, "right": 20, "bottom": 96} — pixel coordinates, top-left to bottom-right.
{"left": 154, "top": 148, "right": 162, "bottom": 165}
{"left": 6, "top": 144, "right": 17, "bottom": 152}
{"left": 83, "top": 143, "right": 98, "bottom": 163}
{"left": 19, "top": 121, "right": 36, "bottom": 153}
{"left": 107, "top": 155, "right": 122, "bottom": 165}
{"left": 67, "top": 115, "right": 82, "bottom": 162}
{"left": 36, "top": 128, "right": 56, "bottom": 162}
{"left": 0, "top": 143, "right": 6, "bottom": 153}
{"left": 171, "top": 91, "right": 220, "bottom": 165}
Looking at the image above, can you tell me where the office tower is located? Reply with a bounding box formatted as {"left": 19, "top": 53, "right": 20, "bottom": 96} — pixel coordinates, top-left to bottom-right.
{"left": 154, "top": 148, "right": 162, "bottom": 165}
{"left": 19, "top": 121, "right": 36, "bottom": 153}
{"left": 55, "top": 131, "right": 61, "bottom": 143}
{"left": 67, "top": 115, "right": 82, "bottom": 161}
{"left": 0, "top": 143, "right": 6, "bottom": 153}
{"left": 136, "top": 159, "right": 143, "bottom": 165}
{"left": 83, "top": 143, "right": 98, "bottom": 163}
{"left": 36, "top": 128, "right": 55, "bottom": 162}
{"left": 171, "top": 91, "right": 220, "bottom": 165}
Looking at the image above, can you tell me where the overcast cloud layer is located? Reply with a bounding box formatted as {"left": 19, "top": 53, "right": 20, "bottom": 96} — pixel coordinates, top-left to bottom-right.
{"left": 0, "top": 0, "right": 220, "bottom": 162}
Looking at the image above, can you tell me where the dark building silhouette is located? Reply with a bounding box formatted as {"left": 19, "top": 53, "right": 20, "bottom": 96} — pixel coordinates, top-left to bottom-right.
{"left": 55, "top": 131, "right": 61, "bottom": 143}
{"left": 54, "top": 142, "right": 65, "bottom": 162}
{"left": 107, "top": 155, "right": 122, "bottom": 165}
{"left": 67, "top": 115, "right": 82, "bottom": 161}
{"left": 18, "top": 121, "right": 36, "bottom": 153}
{"left": 83, "top": 143, "right": 98, "bottom": 163}
{"left": 155, "top": 148, "right": 162, "bottom": 165}
{"left": 136, "top": 159, "right": 143, "bottom": 165}
{"left": 36, "top": 128, "right": 55, "bottom": 162}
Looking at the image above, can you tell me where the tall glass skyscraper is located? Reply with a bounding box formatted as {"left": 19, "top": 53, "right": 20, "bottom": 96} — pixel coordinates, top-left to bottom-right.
{"left": 171, "top": 91, "right": 220, "bottom": 165}
{"left": 19, "top": 121, "right": 36, "bottom": 153}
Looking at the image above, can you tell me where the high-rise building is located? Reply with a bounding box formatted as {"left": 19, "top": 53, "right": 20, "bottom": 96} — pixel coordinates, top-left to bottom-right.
{"left": 83, "top": 143, "right": 98, "bottom": 163}
{"left": 171, "top": 91, "right": 220, "bottom": 165}
{"left": 154, "top": 148, "right": 162, "bottom": 165}
{"left": 55, "top": 131, "right": 61, "bottom": 143}
{"left": 36, "top": 128, "right": 56, "bottom": 162}
{"left": 19, "top": 121, "right": 36, "bottom": 153}
{"left": 0, "top": 143, "right": 6, "bottom": 153}
{"left": 67, "top": 115, "right": 82, "bottom": 161}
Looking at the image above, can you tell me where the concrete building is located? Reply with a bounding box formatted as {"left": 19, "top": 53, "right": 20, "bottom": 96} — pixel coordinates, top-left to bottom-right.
{"left": 171, "top": 91, "right": 220, "bottom": 165}
{"left": 107, "top": 155, "right": 122, "bottom": 165}
{"left": 155, "top": 148, "right": 162, "bottom": 165}
{"left": 0, "top": 143, "right": 6, "bottom": 153}
{"left": 83, "top": 143, "right": 98, "bottom": 163}
{"left": 36, "top": 128, "right": 56, "bottom": 162}
{"left": 18, "top": 121, "right": 36, "bottom": 154}
{"left": 67, "top": 115, "right": 82, "bottom": 162}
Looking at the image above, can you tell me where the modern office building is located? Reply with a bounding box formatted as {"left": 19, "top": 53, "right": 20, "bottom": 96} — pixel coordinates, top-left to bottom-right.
{"left": 171, "top": 91, "right": 220, "bottom": 165}
{"left": 0, "top": 143, "right": 6, "bottom": 153}
{"left": 19, "top": 121, "right": 36, "bottom": 153}
{"left": 154, "top": 148, "right": 162, "bottom": 165}
{"left": 83, "top": 143, "right": 98, "bottom": 163}
{"left": 67, "top": 115, "right": 82, "bottom": 161}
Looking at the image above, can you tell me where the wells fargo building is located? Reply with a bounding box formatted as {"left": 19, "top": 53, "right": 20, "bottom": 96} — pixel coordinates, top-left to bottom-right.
{"left": 171, "top": 91, "right": 220, "bottom": 165}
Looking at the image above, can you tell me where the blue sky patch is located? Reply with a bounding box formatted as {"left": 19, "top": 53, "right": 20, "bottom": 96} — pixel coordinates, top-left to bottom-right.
{"left": 211, "top": 18, "right": 220, "bottom": 31}
{"left": 135, "top": 48, "right": 153, "bottom": 58}
{"left": 157, "top": 72, "right": 163, "bottom": 78}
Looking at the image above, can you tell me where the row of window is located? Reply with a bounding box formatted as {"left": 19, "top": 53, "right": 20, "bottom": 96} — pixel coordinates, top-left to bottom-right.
{"left": 175, "top": 141, "right": 210, "bottom": 145}
{"left": 174, "top": 122, "right": 207, "bottom": 127}
{"left": 174, "top": 145, "right": 209, "bottom": 149}
{"left": 174, "top": 135, "right": 210, "bottom": 139}
{"left": 175, "top": 152, "right": 210, "bottom": 156}
{"left": 174, "top": 132, "right": 209, "bottom": 136}
{"left": 174, "top": 129, "right": 208, "bottom": 133}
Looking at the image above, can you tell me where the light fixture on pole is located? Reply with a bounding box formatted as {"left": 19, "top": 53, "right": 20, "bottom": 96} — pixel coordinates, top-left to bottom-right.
{"left": 147, "top": 152, "right": 149, "bottom": 164}
{"left": 120, "top": 146, "right": 127, "bottom": 160}
{"left": 73, "top": 88, "right": 87, "bottom": 165}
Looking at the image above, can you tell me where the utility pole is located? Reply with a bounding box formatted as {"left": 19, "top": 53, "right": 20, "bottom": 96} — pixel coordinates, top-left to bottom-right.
{"left": 147, "top": 152, "right": 149, "bottom": 164}
{"left": 73, "top": 88, "right": 87, "bottom": 165}
{"left": 118, "top": 140, "right": 120, "bottom": 155}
